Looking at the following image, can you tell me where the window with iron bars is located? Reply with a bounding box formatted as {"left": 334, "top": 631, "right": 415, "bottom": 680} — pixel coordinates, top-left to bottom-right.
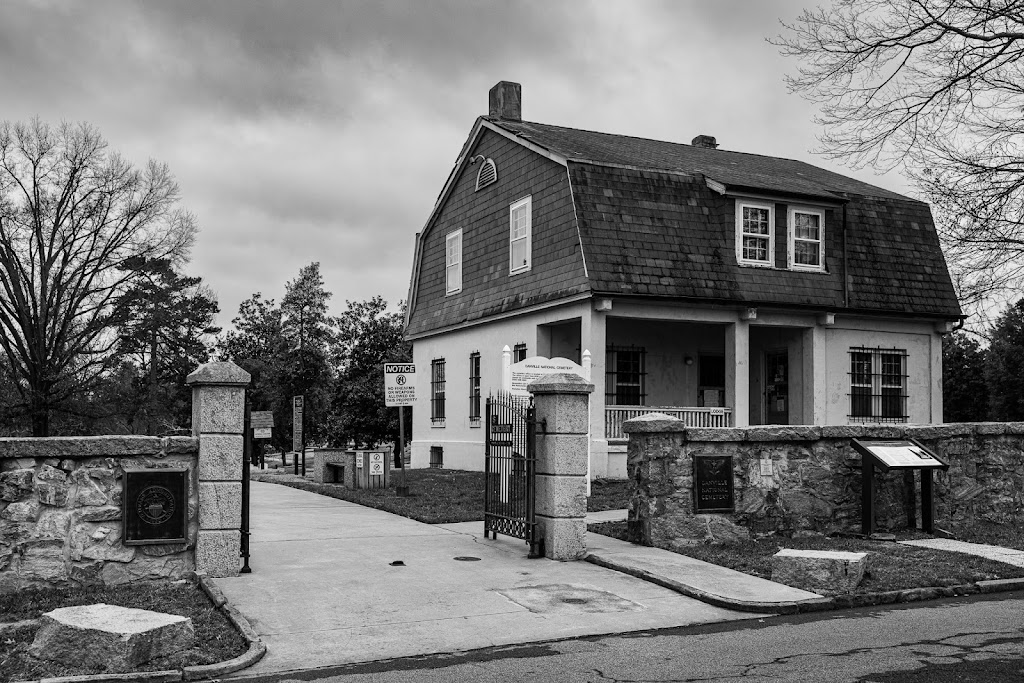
{"left": 469, "top": 352, "right": 481, "bottom": 423}
{"left": 429, "top": 446, "right": 443, "bottom": 468}
{"left": 605, "top": 346, "right": 647, "bottom": 405}
{"left": 849, "top": 347, "right": 908, "bottom": 423}
{"left": 431, "top": 358, "right": 446, "bottom": 424}
{"left": 513, "top": 342, "right": 527, "bottom": 362}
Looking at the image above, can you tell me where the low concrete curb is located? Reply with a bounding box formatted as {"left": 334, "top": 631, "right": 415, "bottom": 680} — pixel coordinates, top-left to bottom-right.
{"left": 586, "top": 553, "right": 1024, "bottom": 614}
{"left": 22, "top": 576, "right": 265, "bottom": 683}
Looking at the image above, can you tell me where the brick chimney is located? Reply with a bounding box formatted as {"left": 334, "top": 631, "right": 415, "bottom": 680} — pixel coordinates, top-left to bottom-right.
{"left": 691, "top": 135, "right": 718, "bottom": 149}
{"left": 489, "top": 81, "right": 522, "bottom": 121}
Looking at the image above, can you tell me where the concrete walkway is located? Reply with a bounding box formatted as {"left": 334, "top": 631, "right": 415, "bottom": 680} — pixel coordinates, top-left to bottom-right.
{"left": 899, "top": 538, "right": 1024, "bottom": 568}
{"left": 213, "top": 481, "right": 783, "bottom": 676}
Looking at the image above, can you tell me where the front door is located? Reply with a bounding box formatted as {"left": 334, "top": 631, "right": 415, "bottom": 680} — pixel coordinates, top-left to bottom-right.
{"left": 764, "top": 350, "right": 789, "bottom": 425}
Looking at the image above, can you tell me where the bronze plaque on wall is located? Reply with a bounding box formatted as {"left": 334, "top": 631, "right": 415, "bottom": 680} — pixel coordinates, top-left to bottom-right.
{"left": 123, "top": 468, "right": 188, "bottom": 545}
{"left": 693, "top": 455, "right": 735, "bottom": 513}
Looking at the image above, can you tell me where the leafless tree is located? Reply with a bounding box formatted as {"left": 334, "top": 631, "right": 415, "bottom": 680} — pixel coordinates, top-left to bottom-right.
{"left": 0, "top": 119, "right": 195, "bottom": 435}
{"left": 773, "top": 0, "right": 1024, "bottom": 313}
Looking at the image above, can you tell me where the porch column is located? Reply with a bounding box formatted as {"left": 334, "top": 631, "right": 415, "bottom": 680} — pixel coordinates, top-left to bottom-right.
{"left": 725, "top": 320, "right": 750, "bottom": 428}
{"left": 803, "top": 326, "right": 828, "bottom": 424}
{"left": 581, "top": 305, "right": 607, "bottom": 479}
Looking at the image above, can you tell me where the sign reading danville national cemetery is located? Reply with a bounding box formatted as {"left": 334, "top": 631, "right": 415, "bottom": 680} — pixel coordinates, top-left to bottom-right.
{"left": 693, "top": 455, "right": 735, "bottom": 513}
{"left": 123, "top": 468, "right": 188, "bottom": 545}
{"left": 384, "top": 363, "right": 416, "bottom": 407}
{"left": 251, "top": 411, "right": 274, "bottom": 440}
{"left": 292, "top": 396, "right": 303, "bottom": 452}
{"left": 507, "top": 356, "right": 586, "bottom": 396}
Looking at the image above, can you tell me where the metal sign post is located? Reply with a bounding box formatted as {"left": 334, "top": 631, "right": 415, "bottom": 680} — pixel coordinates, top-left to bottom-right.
{"left": 851, "top": 438, "right": 949, "bottom": 536}
{"left": 292, "top": 395, "right": 304, "bottom": 476}
{"left": 384, "top": 363, "right": 415, "bottom": 496}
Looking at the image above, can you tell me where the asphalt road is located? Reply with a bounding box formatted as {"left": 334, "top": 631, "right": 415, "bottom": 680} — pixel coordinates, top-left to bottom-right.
{"left": 230, "top": 591, "right": 1024, "bottom": 683}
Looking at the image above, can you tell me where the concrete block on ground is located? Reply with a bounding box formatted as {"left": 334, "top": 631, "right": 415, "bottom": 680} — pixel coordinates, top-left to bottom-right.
{"left": 771, "top": 548, "right": 868, "bottom": 593}
{"left": 312, "top": 450, "right": 351, "bottom": 485}
{"left": 537, "top": 515, "right": 587, "bottom": 561}
{"left": 29, "top": 603, "right": 195, "bottom": 672}
{"left": 196, "top": 529, "right": 240, "bottom": 577}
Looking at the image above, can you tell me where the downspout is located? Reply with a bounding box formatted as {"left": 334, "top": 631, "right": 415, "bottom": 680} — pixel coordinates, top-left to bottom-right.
{"left": 842, "top": 202, "right": 850, "bottom": 309}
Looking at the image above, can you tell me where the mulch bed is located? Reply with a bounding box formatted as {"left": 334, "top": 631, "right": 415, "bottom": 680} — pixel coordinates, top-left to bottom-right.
{"left": 0, "top": 579, "right": 247, "bottom": 683}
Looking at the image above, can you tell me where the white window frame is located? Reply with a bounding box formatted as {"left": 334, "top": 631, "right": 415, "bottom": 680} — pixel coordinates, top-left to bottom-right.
{"left": 509, "top": 196, "right": 532, "bottom": 275}
{"left": 445, "top": 229, "right": 462, "bottom": 295}
{"left": 788, "top": 206, "right": 825, "bottom": 272}
{"left": 735, "top": 200, "right": 774, "bottom": 267}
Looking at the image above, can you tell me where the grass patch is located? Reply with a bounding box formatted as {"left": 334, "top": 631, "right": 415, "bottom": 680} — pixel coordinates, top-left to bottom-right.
{"left": 0, "top": 579, "right": 247, "bottom": 682}
{"left": 588, "top": 521, "right": 1024, "bottom": 596}
{"left": 254, "top": 468, "right": 632, "bottom": 523}
{"left": 946, "top": 520, "right": 1024, "bottom": 551}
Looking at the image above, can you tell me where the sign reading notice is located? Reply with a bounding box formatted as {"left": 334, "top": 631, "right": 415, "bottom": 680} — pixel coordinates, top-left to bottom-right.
{"left": 384, "top": 363, "right": 416, "bottom": 407}
{"left": 292, "top": 396, "right": 303, "bottom": 452}
{"left": 508, "top": 356, "right": 585, "bottom": 395}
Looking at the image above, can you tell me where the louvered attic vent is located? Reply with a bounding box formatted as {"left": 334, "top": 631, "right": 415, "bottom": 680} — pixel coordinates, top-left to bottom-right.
{"left": 475, "top": 158, "right": 497, "bottom": 191}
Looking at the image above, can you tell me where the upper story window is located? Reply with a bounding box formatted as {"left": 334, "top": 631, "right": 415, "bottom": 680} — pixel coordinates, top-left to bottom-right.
{"left": 475, "top": 158, "right": 497, "bottom": 191}
{"left": 445, "top": 229, "right": 462, "bottom": 295}
{"left": 735, "top": 200, "right": 774, "bottom": 267}
{"left": 510, "top": 196, "right": 532, "bottom": 274}
{"left": 789, "top": 207, "right": 824, "bottom": 271}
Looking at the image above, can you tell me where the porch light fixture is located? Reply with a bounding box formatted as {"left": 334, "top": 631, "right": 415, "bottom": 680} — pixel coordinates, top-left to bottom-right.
{"left": 684, "top": 356, "right": 695, "bottom": 366}
{"left": 818, "top": 312, "right": 836, "bottom": 326}
{"left": 595, "top": 298, "right": 613, "bottom": 312}
{"left": 741, "top": 307, "right": 757, "bottom": 320}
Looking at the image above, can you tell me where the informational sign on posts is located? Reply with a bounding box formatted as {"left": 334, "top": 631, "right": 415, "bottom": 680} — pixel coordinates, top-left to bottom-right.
{"left": 507, "top": 356, "right": 584, "bottom": 395}
{"left": 384, "top": 364, "right": 416, "bottom": 407}
{"left": 292, "top": 396, "right": 303, "bottom": 452}
{"left": 251, "top": 411, "right": 274, "bottom": 440}
{"left": 369, "top": 452, "right": 385, "bottom": 476}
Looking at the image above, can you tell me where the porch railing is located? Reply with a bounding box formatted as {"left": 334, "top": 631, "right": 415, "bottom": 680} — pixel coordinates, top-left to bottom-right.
{"left": 604, "top": 406, "right": 732, "bottom": 440}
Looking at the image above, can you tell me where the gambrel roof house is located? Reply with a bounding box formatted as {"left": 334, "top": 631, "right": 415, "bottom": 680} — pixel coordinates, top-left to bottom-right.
{"left": 405, "top": 81, "right": 962, "bottom": 478}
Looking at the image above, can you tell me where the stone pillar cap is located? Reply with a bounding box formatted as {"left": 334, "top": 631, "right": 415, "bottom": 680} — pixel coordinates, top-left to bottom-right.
{"left": 622, "top": 412, "right": 687, "bottom": 433}
{"left": 527, "top": 372, "right": 594, "bottom": 395}
{"left": 186, "top": 360, "right": 251, "bottom": 386}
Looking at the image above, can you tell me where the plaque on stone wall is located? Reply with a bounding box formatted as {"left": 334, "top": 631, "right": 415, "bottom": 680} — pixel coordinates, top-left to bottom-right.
{"left": 123, "top": 468, "right": 188, "bottom": 545}
{"left": 693, "top": 455, "right": 735, "bottom": 513}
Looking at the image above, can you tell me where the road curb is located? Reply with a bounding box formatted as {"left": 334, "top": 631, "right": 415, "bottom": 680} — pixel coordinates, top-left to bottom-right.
{"left": 586, "top": 552, "right": 1024, "bottom": 614}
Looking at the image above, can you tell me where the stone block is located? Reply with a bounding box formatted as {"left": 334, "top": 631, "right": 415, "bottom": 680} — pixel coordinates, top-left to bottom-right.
{"left": 535, "top": 434, "right": 588, "bottom": 476}
{"left": 533, "top": 392, "right": 591, "bottom": 436}
{"left": 79, "top": 505, "right": 122, "bottom": 522}
{"left": 0, "top": 468, "right": 34, "bottom": 501}
{"left": 197, "top": 434, "right": 243, "bottom": 481}
{"left": 535, "top": 473, "right": 588, "bottom": 519}
{"left": 198, "top": 481, "right": 241, "bottom": 529}
{"left": 29, "top": 603, "right": 195, "bottom": 672}
{"left": 686, "top": 427, "right": 746, "bottom": 442}
{"left": 196, "top": 529, "right": 239, "bottom": 577}
{"left": 2, "top": 498, "right": 40, "bottom": 521}
{"left": 745, "top": 426, "right": 822, "bottom": 442}
{"left": 536, "top": 515, "right": 587, "bottom": 561}
{"left": 771, "top": 548, "right": 867, "bottom": 593}
{"left": 622, "top": 413, "right": 687, "bottom": 434}
{"left": 313, "top": 449, "right": 351, "bottom": 484}
{"left": 20, "top": 540, "right": 68, "bottom": 582}
{"left": 191, "top": 385, "right": 245, "bottom": 435}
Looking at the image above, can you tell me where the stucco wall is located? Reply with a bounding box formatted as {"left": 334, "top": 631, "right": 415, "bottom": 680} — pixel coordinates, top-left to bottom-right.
{"left": 0, "top": 436, "right": 199, "bottom": 592}
{"left": 624, "top": 418, "right": 1024, "bottom": 548}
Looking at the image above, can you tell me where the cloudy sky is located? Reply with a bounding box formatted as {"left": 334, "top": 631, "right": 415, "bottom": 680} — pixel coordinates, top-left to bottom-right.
{"left": 0, "top": 0, "right": 909, "bottom": 329}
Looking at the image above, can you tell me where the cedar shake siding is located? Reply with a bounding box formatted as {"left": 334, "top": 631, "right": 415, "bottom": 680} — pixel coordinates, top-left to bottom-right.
{"left": 406, "top": 128, "right": 589, "bottom": 338}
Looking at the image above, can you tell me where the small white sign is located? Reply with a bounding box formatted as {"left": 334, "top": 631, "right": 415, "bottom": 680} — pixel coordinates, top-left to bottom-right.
{"left": 369, "top": 452, "right": 384, "bottom": 476}
{"left": 384, "top": 363, "right": 416, "bottom": 407}
{"left": 356, "top": 454, "right": 363, "bottom": 468}
{"left": 253, "top": 427, "right": 272, "bottom": 440}
{"left": 759, "top": 458, "right": 773, "bottom": 476}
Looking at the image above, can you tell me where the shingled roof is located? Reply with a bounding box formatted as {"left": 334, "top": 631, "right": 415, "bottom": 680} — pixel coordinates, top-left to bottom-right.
{"left": 485, "top": 118, "right": 962, "bottom": 319}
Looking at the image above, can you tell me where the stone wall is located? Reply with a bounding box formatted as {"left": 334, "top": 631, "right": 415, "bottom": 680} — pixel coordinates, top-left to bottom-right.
{"left": 624, "top": 417, "right": 1024, "bottom": 549}
{"left": 0, "top": 436, "right": 199, "bottom": 592}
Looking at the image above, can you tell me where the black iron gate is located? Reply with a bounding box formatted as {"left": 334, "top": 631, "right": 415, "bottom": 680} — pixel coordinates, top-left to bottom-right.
{"left": 241, "top": 394, "right": 252, "bottom": 573}
{"left": 484, "top": 392, "right": 541, "bottom": 557}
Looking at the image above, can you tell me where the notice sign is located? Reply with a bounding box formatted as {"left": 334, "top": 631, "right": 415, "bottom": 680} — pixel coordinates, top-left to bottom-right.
{"left": 508, "top": 356, "right": 584, "bottom": 395}
{"left": 251, "top": 411, "right": 274, "bottom": 440}
{"left": 384, "top": 363, "right": 416, "bottom": 407}
{"left": 694, "top": 455, "right": 735, "bottom": 513}
{"left": 369, "top": 452, "right": 385, "bottom": 476}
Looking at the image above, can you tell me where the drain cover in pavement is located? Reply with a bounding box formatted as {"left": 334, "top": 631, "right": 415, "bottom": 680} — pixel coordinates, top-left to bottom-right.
{"left": 498, "top": 584, "right": 643, "bottom": 614}
{"left": 453, "top": 556, "right": 481, "bottom": 561}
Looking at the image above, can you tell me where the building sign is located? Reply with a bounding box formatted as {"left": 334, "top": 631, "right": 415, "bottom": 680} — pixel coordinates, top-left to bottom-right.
{"left": 693, "top": 455, "right": 735, "bottom": 513}
{"left": 507, "top": 356, "right": 585, "bottom": 396}
{"left": 384, "top": 363, "right": 416, "bottom": 407}
{"left": 251, "top": 411, "right": 274, "bottom": 440}
{"left": 123, "top": 469, "right": 188, "bottom": 545}
{"left": 292, "top": 396, "right": 303, "bottom": 452}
